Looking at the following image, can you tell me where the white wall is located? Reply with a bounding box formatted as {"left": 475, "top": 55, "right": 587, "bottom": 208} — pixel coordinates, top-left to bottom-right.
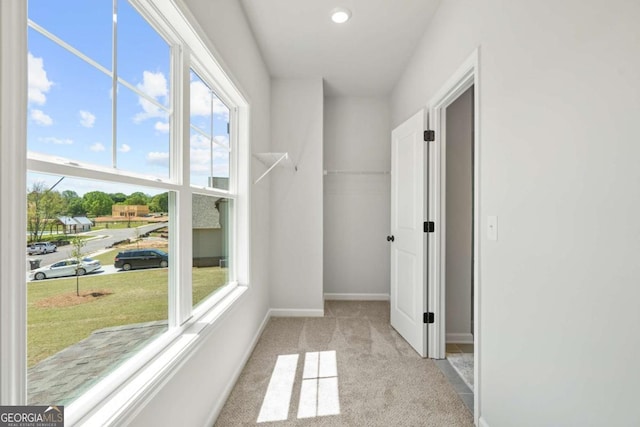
{"left": 392, "top": 0, "right": 640, "bottom": 425}
{"left": 445, "top": 87, "right": 473, "bottom": 341}
{"left": 129, "top": 0, "right": 272, "bottom": 425}
{"left": 323, "top": 96, "right": 391, "bottom": 298}
{"left": 269, "top": 78, "right": 324, "bottom": 314}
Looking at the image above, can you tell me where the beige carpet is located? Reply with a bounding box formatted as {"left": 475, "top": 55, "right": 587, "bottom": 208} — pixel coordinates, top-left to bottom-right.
{"left": 214, "top": 301, "right": 473, "bottom": 426}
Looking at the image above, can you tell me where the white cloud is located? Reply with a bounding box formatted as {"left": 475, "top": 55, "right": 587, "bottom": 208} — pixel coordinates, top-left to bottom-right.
{"left": 118, "top": 144, "right": 131, "bottom": 153}
{"left": 190, "top": 148, "right": 211, "bottom": 172}
{"left": 190, "top": 80, "right": 229, "bottom": 119}
{"left": 134, "top": 71, "right": 168, "bottom": 123}
{"left": 79, "top": 110, "right": 96, "bottom": 128}
{"left": 30, "top": 109, "right": 53, "bottom": 126}
{"left": 189, "top": 133, "right": 229, "bottom": 175}
{"left": 90, "top": 142, "right": 105, "bottom": 152}
{"left": 190, "top": 133, "right": 228, "bottom": 149}
{"left": 154, "top": 121, "right": 170, "bottom": 133}
{"left": 28, "top": 53, "right": 53, "bottom": 105}
{"left": 147, "top": 151, "right": 169, "bottom": 166}
{"left": 39, "top": 137, "right": 73, "bottom": 145}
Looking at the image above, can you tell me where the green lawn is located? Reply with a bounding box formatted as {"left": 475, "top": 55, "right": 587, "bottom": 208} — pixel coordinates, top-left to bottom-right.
{"left": 92, "top": 221, "right": 149, "bottom": 230}
{"left": 27, "top": 266, "right": 227, "bottom": 367}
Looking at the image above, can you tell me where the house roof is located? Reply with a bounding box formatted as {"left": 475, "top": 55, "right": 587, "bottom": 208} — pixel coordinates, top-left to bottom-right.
{"left": 192, "top": 194, "right": 223, "bottom": 229}
{"left": 57, "top": 216, "right": 93, "bottom": 226}
{"left": 57, "top": 216, "right": 77, "bottom": 226}
{"left": 74, "top": 216, "right": 93, "bottom": 225}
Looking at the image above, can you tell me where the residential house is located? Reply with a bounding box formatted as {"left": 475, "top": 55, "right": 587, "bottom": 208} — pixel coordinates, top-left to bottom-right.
{"left": 112, "top": 204, "right": 150, "bottom": 218}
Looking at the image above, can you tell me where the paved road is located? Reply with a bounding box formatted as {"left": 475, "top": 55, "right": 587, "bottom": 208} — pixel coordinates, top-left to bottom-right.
{"left": 26, "top": 264, "right": 172, "bottom": 282}
{"left": 27, "top": 222, "right": 168, "bottom": 270}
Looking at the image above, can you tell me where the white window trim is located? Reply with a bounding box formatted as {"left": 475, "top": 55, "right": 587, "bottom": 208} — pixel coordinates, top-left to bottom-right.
{"left": 0, "top": 0, "right": 252, "bottom": 421}
{"left": 0, "top": 0, "right": 28, "bottom": 406}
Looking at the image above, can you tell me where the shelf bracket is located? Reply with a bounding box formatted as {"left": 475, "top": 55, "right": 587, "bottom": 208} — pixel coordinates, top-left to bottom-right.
{"left": 254, "top": 152, "right": 290, "bottom": 184}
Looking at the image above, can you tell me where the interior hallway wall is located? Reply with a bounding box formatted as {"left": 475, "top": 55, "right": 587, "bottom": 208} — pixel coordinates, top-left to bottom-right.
{"left": 445, "top": 87, "right": 473, "bottom": 342}
{"left": 269, "top": 78, "right": 324, "bottom": 314}
{"left": 392, "top": 0, "right": 640, "bottom": 425}
{"left": 323, "top": 96, "right": 391, "bottom": 298}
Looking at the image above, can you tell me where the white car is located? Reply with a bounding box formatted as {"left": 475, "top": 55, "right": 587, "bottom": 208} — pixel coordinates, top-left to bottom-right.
{"left": 29, "top": 258, "right": 102, "bottom": 281}
{"left": 27, "top": 242, "right": 57, "bottom": 255}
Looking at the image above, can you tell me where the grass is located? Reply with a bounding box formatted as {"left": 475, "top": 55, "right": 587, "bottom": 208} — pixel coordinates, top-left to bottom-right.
{"left": 27, "top": 234, "right": 90, "bottom": 245}
{"left": 92, "top": 221, "right": 149, "bottom": 230}
{"left": 27, "top": 265, "right": 228, "bottom": 367}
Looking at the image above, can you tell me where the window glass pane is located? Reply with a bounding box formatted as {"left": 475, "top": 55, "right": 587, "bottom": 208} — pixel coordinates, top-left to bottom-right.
{"left": 189, "top": 70, "right": 212, "bottom": 129}
{"left": 116, "top": 83, "right": 170, "bottom": 178}
{"left": 190, "top": 70, "right": 230, "bottom": 189}
{"left": 28, "top": 0, "right": 113, "bottom": 69}
{"left": 26, "top": 172, "right": 170, "bottom": 406}
{"left": 192, "top": 194, "right": 231, "bottom": 307}
{"left": 27, "top": 28, "right": 113, "bottom": 168}
{"left": 117, "top": 0, "right": 170, "bottom": 105}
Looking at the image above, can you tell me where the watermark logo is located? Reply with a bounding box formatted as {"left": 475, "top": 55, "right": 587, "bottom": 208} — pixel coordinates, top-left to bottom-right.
{"left": 0, "top": 406, "right": 64, "bottom": 427}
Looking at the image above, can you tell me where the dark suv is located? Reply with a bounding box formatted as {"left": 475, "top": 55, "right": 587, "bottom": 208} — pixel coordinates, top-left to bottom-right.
{"left": 114, "top": 249, "right": 168, "bottom": 271}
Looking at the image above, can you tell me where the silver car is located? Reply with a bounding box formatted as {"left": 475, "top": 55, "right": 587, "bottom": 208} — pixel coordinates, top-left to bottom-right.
{"left": 27, "top": 242, "right": 57, "bottom": 255}
{"left": 29, "top": 257, "right": 102, "bottom": 281}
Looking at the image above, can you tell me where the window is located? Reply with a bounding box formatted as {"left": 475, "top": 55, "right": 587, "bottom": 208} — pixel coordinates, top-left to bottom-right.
{"left": 13, "top": 0, "right": 250, "bottom": 418}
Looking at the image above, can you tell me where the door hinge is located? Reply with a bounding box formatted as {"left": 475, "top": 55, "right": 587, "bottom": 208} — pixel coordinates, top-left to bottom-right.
{"left": 424, "top": 221, "right": 435, "bottom": 233}
{"left": 424, "top": 312, "right": 435, "bottom": 324}
{"left": 424, "top": 130, "right": 435, "bottom": 142}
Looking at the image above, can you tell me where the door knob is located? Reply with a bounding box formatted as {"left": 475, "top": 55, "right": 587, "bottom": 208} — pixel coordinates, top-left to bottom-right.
{"left": 387, "top": 235, "right": 395, "bottom": 242}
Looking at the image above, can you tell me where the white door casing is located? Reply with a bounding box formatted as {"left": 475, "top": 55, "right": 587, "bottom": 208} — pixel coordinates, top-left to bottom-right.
{"left": 390, "top": 110, "right": 427, "bottom": 357}
{"left": 427, "top": 49, "right": 480, "bottom": 425}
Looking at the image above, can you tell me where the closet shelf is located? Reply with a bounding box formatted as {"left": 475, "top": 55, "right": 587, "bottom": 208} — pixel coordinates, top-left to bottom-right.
{"left": 252, "top": 152, "right": 297, "bottom": 184}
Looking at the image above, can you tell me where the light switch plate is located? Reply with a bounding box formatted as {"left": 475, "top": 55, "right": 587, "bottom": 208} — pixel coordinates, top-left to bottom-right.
{"left": 487, "top": 216, "right": 498, "bottom": 241}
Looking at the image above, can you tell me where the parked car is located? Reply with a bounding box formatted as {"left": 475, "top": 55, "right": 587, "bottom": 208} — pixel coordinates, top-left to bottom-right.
{"left": 29, "top": 257, "right": 102, "bottom": 281}
{"left": 27, "top": 242, "right": 57, "bottom": 255}
{"left": 114, "top": 249, "right": 168, "bottom": 271}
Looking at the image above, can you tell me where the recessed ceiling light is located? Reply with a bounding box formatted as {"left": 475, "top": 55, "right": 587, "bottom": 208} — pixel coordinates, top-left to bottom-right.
{"left": 331, "top": 7, "right": 351, "bottom": 24}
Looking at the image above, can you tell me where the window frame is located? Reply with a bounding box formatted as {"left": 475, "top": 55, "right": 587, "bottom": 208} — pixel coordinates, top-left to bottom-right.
{"left": 0, "top": 0, "right": 251, "bottom": 421}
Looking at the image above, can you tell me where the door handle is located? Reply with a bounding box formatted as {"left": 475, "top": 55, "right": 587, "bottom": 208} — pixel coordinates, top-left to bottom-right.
{"left": 386, "top": 235, "right": 395, "bottom": 242}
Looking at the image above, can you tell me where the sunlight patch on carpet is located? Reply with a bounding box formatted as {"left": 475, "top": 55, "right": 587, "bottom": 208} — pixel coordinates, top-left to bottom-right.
{"left": 257, "top": 354, "right": 298, "bottom": 423}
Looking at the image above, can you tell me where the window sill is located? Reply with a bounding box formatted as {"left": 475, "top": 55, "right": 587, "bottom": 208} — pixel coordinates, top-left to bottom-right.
{"left": 67, "top": 284, "right": 249, "bottom": 426}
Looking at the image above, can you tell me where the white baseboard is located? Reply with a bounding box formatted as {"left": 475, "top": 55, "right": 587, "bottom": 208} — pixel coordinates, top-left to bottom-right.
{"left": 479, "top": 416, "right": 489, "bottom": 427}
{"left": 205, "top": 308, "right": 272, "bottom": 426}
{"left": 446, "top": 333, "right": 474, "bottom": 344}
{"left": 323, "top": 293, "right": 390, "bottom": 301}
{"left": 270, "top": 308, "right": 325, "bottom": 317}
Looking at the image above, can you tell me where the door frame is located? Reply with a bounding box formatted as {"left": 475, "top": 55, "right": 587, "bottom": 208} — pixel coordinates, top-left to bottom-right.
{"left": 426, "top": 49, "right": 480, "bottom": 423}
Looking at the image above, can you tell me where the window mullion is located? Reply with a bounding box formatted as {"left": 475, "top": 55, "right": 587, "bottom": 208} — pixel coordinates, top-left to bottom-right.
{"left": 168, "top": 44, "right": 193, "bottom": 327}
{"left": 111, "top": 0, "right": 118, "bottom": 169}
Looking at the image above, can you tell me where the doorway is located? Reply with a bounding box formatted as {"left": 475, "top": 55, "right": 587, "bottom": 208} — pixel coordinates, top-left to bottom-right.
{"left": 443, "top": 86, "right": 474, "bottom": 391}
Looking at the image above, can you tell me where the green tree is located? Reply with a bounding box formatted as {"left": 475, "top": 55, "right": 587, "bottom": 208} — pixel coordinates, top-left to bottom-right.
{"left": 70, "top": 236, "right": 86, "bottom": 296}
{"left": 109, "top": 192, "right": 127, "bottom": 204}
{"left": 27, "top": 182, "right": 64, "bottom": 242}
{"left": 124, "top": 192, "right": 149, "bottom": 206}
{"left": 67, "top": 199, "right": 86, "bottom": 216}
{"left": 82, "top": 191, "right": 113, "bottom": 216}
{"left": 61, "top": 190, "right": 85, "bottom": 216}
{"left": 148, "top": 192, "right": 169, "bottom": 213}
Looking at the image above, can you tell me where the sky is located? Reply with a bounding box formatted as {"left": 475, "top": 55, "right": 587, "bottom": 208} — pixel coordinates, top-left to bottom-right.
{"left": 27, "top": 0, "right": 230, "bottom": 195}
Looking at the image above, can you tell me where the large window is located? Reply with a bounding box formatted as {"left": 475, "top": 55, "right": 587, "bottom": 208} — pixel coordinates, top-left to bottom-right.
{"left": 22, "top": 0, "right": 248, "bottom": 414}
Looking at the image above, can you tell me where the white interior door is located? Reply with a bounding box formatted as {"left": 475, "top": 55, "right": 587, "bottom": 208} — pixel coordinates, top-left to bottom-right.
{"left": 390, "top": 110, "right": 427, "bottom": 357}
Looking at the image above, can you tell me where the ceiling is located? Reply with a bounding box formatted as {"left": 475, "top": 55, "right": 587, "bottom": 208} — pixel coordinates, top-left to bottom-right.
{"left": 240, "top": 0, "right": 442, "bottom": 97}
